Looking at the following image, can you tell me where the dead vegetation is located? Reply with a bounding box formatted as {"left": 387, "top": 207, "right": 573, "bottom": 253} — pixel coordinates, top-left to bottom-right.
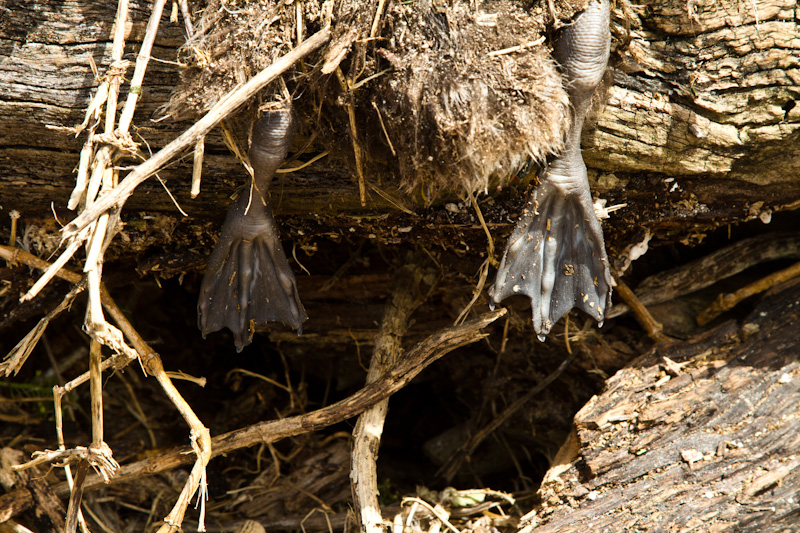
{"left": 4, "top": 213, "right": 800, "bottom": 532}
{"left": 168, "top": 0, "right": 584, "bottom": 199}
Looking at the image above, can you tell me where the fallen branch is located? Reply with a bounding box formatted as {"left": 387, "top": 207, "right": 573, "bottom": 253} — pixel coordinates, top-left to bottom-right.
{"left": 42, "top": 309, "right": 503, "bottom": 498}
{"left": 697, "top": 260, "right": 800, "bottom": 325}
{"left": 352, "top": 253, "right": 440, "bottom": 533}
{"left": 607, "top": 232, "right": 800, "bottom": 319}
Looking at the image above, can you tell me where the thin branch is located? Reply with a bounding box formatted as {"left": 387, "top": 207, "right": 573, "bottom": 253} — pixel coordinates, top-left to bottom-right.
{"left": 191, "top": 136, "right": 205, "bottom": 198}
{"left": 89, "top": 340, "right": 104, "bottom": 449}
{"left": 178, "top": 0, "right": 194, "bottom": 37}
{"left": 697, "top": 260, "right": 800, "bottom": 325}
{"left": 117, "top": 0, "right": 169, "bottom": 133}
{"left": 64, "top": 461, "right": 89, "bottom": 533}
{"left": 1, "top": 284, "right": 84, "bottom": 377}
{"left": 334, "top": 66, "right": 367, "bottom": 206}
{"left": 614, "top": 276, "right": 670, "bottom": 343}
{"left": 352, "top": 254, "right": 439, "bottom": 533}
{"left": 37, "top": 309, "right": 505, "bottom": 500}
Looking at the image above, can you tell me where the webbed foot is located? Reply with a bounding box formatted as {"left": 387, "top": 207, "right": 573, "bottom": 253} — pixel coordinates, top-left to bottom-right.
{"left": 489, "top": 182, "right": 611, "bottom": 340}
{"left": 489, "top": 0, "right": 612, "bottom": 339}
{"left": 198, "top": 192, "right": 307, "bottom": 351}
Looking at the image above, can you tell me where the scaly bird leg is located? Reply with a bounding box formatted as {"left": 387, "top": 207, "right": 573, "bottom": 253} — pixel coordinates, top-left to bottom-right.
{"left": 489, "top": 0, "right": 612, "bottom": 340}
{"left": 198, "top": 109, "right": 306, "bottom": 351}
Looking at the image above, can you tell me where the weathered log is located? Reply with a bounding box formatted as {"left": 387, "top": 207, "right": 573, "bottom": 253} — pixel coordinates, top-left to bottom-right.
{"left": 525, "top": 277, "right": 800, "bottom": 531}
{"left": 1, "top": 0, "right": 798, "bottom": 241}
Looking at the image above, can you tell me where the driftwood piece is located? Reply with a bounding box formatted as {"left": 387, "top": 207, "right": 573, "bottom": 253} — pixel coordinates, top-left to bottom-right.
{"left": 589, "top": 0, "right": 800, "bottom": 184}
{"left": 525, "top": 277, "right": 800, "bottom": 531}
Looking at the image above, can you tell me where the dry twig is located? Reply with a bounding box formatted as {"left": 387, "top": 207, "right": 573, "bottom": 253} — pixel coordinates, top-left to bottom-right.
{"left": 352, "top": 254, "right": 440, "bottom": 533}
{"left": 454, "top": 190, "right": 495, "bottom": 325}
{"left": 334, "top": 66, "right": 367, "bottom": 206}
{"left": 697, "top": 260, "right": 800, "bottom": 325}
{"left": 22, "top": 27, "right": 332, "bottom": 304}
{"left": 614, "top": 277, "right": 670, "bottom": 343}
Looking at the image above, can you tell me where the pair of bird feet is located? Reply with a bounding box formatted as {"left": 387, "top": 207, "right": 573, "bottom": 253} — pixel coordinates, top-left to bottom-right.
{"left": 198, "top": 0, "right": 613, "bottom": 351}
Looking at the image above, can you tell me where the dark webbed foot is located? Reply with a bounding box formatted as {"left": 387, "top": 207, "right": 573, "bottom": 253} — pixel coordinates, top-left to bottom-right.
{"left": 489, "top": 0, "right": 612, "bottom": 339}
{"left": 198, "top": 109, "right": 306, "bottom": 350}
{"left": 198, "top": 192, "right": 307, "bottom": 351}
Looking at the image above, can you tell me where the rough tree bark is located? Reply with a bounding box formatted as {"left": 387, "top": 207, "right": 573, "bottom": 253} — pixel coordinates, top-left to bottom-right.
{"left": 1, "top": 0, "right": 798, "bottom": 230}
{"left": 524, "top": 277, "right": 800, "bottom": 531}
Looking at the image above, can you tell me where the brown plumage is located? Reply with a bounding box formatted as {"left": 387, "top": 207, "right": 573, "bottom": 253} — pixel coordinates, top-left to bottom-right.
{"left": 172, "top": 0, "right": 613, "bottom": 347}
{"left": 169, "top": 0, "right": 586, "bottom": 198}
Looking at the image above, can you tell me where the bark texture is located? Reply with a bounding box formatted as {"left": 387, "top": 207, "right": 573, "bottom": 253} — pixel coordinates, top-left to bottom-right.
{"left": 525, "top": 277, "right": 800, "bottom": 531}
{"left": 1, "top": 0, "right": 798, "bottom": 231}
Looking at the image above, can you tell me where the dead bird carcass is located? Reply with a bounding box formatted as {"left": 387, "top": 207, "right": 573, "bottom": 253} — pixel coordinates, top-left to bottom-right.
{"left": 167, "top": 0, "right": 612, "bottom": 348}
